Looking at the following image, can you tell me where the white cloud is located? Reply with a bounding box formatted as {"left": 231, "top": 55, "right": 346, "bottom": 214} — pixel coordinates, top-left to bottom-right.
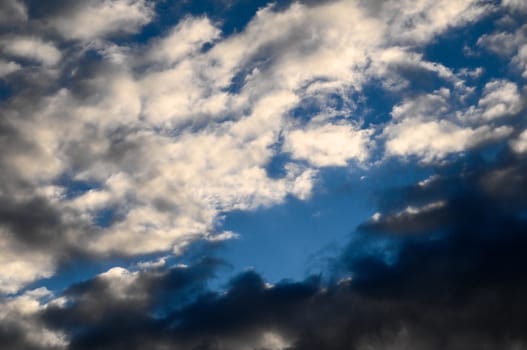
{"left": 478, "top": 25, "right": 527, "bottom": 78}
{"left": 477, "top": 25, "right": 526, "bottom": 56}
{"left": 384, "top": 89, "right": 514, "bottom": 162}
{"left": 478, "top": 80, "right": 523, "bottom": 119}
{"left": 510, "top": 130, "right": 527, "bottom": 154}
{"left": 0, "top": 0, "right": 499, "bottom": 292}
{"left": 0, "top": 36, "right": 61, "bottom": 66}
{"left": 401, "top": 201, "right": 447, "bottom": 216}
{"left": 379, "top": 0, "right": 492, "bottom": 45}
{"left": 514, "top": 44, "right": 527, "bottom": 78}
{"left": 149, "top": 17, "right": 220, "bottom": 65}
{"left": 51, "top": 0, "right": 154, "bottom": 41}
{"left": 502, "top": 0, "right": 527, "bottom": 12}
{"left": 0, "top": 231, "right": 56, "bottom": 294}
{"left": 97, "top": 266, "right": 143, "bottom": 299}
{"left": 385, "top": 118, "right": 511, "bottom": 162}
{"left": 136, "top": 256, "right": 168, "bottom": 270}
{"left": 370, "top": 48, "right": 464, "bottom": 91}
{"left": 285, "top": 123, "right": 371, "bottom": 167}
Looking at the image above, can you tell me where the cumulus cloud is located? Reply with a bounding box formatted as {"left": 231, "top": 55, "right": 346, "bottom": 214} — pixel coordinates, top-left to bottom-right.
{"left": 478, "top": 24, "right": 527, "bottom": 77}
{"left": 385, "top": 119, "right": 511, "bottom": 161}
{"left": 284, "top": 123, "right": 371, "bottom": 167}
{"left": 377, "top": 0, "right": 493, "bottom": 45}
{"left": 478, "top": 79, "right": 523, "bottom": 119}
{"left": 46, "top": 0, "right": 154, "bottom": 41}
{"left": 511, "top": 129, "right": 527, "bottom": 154}
{"left": 148, "top": 17, "right": 221, "bottom": 65}
{"left": 0, "top": 2, "right": 525, "bottom": 348}
{"left": 0, "top": 238, "right": 55, "bottom": 294}
{"left": 0, "top": 36, "right": 61, "bottom": 66}
{"left": 0, "top": 0, "right": 513, "bottom": 296}
{"left": 383, "top": 88, "right": 515, "bottom": 162}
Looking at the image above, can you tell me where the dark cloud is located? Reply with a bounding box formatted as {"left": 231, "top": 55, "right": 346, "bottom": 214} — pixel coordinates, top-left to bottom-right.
{"left": 23, "top": 0, "right": 84, "bottom": 19}
{"left": 0, "top": 0, "right": 26, "bottom": 25}
{"left": 0, "top": 322, "right": 62, "bottom": 350}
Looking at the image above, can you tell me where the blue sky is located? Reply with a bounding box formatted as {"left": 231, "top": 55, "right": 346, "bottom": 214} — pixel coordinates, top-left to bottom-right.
{"left": 0, "top": 0, "right": 527, "bottom": 349}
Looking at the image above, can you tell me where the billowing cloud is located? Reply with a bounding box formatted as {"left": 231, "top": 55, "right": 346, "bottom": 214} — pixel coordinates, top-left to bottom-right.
{"left": 511, "top": 129, "right": 527, "bottom": 154}
{"left": 0, "top": 0, "right": 513, "bottom": 293}
{"left": 284, "top": 123, "right": 371, "bottom": 167}
{"left": 0, "top": 36, "right": 61, "bottom": 66}
{"left": 478, "top": 79, "right": 523, "bottom": 119}
{"left": 478, "top": 23, "right": 527, "bottom": 78}
{"left": 45, "top": 0, "right": 154, "bottom": 41}
{"left": 383, "top": 88, "right": 515, "bottom": 162}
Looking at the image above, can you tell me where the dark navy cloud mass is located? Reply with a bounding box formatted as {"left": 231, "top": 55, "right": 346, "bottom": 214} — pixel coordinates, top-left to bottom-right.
{"left": 0, "top": 0, "right": 526, "bottom": 349}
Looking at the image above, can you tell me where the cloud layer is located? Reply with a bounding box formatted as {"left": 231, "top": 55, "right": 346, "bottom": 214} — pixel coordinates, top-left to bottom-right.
{"left": 0, "top": 0, "right": 526, "bottom": 348}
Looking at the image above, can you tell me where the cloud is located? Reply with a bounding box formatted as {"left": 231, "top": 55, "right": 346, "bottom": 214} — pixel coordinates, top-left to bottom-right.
{"left": 384, "top": 119, "right": 511, "bottom": 162}
{"left": 0, "top": 36, "right": 61, "bottom": 66}
{"left": 502, "top": 0, "right": 527, "bottom": 12}
{"left": 284, "top": 123, "right": 372, "bottom": 167}
{"left": 0, "top": 0, "right": 27, "bottom": 24}
{"left": 383, "top": 88, "right": 515, "bottom": 162}
{"left": 478, "top": 24, "right": 527, "bottom": 78}
{"left": 0, "top": 0, "right": 508, "bottom": 295}
{"left": 0, "top": 238, "right": 55, "bottom": 294}
{"left": 148, "top": 17, "right": 220, "bottom": 65}
{"left": 374, "top": 0, "right": 493, "bottom": 45}
{"left": 511, "top": 129, "right": 527, "bottom": 154}
{"left": 0, "top": 59, "right": 21, "bottom": 77}
{"left": 478, "top": 79, "right": 523, "bottom": 119}
{"left": 45, "top": 0, "right": 154, "bottom": 41}
{"left": 0, "top": 288, "right": 66, "bottom": 349}
{"left": 1, "top": 4, "right": 527, "bottom": 350}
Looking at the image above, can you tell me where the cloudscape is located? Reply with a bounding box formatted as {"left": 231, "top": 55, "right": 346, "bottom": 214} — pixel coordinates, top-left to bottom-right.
{"left": 0, "top": 0, "right": 527, "bottom": 349}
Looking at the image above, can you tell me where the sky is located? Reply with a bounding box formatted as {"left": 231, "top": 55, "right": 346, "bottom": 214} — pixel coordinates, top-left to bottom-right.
{"left": 0, "top": 0, "right": 527, "bottom": 349}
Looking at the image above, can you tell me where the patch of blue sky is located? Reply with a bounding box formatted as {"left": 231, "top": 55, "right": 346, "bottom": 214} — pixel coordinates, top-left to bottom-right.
{"left": 218, "top": 160, "right": 435, "bottom": 284}
{"left": 93, "top": 207, "right": 116, "bottom": 228}
{"left": 423, "top": 10, "right": 516, "bottom": 86}
{"left": 358, "top": 80, "right": 400, "bottom": 128}
{"left": 0, "top": 80, "right": 12, "bottom": 102}
{"left": 55, "top": 175, "right": 102, "bottom": 200}
{"left": 265, "top": 152, "right": 290, "bottom": 179}
{"left": 289, "top": 91, "right": 352, "bottom": 124}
